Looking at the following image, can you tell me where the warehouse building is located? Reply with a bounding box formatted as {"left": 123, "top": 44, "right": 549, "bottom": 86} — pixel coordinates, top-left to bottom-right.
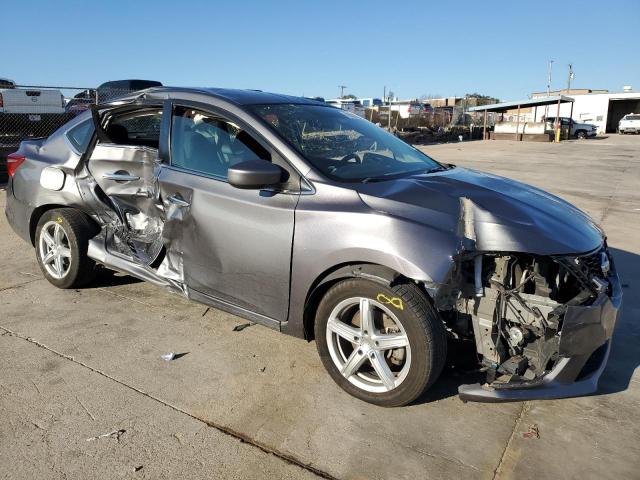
{"left": 530, "top": 88, "right": 640, "bottom": 133}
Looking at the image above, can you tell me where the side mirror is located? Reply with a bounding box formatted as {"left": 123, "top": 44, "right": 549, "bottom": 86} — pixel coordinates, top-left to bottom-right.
{"left": 228, "top": 160, "right": 283, "bottom": 189}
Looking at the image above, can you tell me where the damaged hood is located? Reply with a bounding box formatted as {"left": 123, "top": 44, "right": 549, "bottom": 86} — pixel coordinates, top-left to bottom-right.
{"left": 356, "top": 167, "right": 603, "bottom": 255}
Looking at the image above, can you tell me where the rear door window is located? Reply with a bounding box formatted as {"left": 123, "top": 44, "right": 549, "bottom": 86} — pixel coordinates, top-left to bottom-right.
{"left": 104, "top": 109, "right": 162, "bottom": 149}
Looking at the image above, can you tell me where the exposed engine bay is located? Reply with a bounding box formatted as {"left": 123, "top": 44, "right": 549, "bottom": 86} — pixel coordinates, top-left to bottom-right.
{"left": 438, "top": 249, "right": 611, "bottom": 386}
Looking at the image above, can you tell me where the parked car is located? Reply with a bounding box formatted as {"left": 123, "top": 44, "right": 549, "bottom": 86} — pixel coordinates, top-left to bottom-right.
{"left": 357, "top": 98, "right": 383, "bottom": 108}
{"left": 419, "top": 102, "right": 434, "bottom": 113}
{"left": 96, "top": 79, "right": 162, "bottom": 103}
{"left": 618, "top": 113, "right": 640, "bottom": 134}
{"left": 326, "top": 98, "right": 365, "bottom": 117}
{"left": 545, "top": 116, "right": 597, "bottom": 139}
{"left": 5, "top": 87, "right": 620, "bottom": 406}
{"left": 390, "top": 101, "right": 424, "bottom": 119}
{"left": 65, "top": 89, "right": 97, "bottom": 115}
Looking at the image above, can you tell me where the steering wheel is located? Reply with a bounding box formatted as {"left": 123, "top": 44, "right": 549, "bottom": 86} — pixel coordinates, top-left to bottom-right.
{"left": 338, "top": 153, "right": 362, "bottom": 166}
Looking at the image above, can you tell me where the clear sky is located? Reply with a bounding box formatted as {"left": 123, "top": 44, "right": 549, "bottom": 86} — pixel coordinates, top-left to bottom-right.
{"left": 3, "top": 0, "right": 638, "bottom": 101}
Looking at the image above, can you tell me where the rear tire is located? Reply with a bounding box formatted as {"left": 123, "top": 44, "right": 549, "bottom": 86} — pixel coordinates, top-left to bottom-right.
{"left": 35, "top": 208, "right": 98, "bottom": 289}
{"left": 315, "top": 278, "right": 447, "bottom": 407}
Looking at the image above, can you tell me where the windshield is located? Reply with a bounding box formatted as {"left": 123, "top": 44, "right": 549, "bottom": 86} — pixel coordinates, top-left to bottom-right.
{"left": 251, "top": 104, "right": 443, "bottom": 182}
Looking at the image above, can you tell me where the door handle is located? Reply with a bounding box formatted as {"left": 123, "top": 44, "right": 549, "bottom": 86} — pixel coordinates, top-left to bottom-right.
{"left": 103, "top": 172, "right": 140, "bottom": 182}
{"left": 167, "top": 194, "right": 190, "bottom": 207}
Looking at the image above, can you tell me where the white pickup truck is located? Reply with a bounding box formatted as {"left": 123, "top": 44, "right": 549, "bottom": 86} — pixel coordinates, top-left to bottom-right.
{"left": 0, "top": 78, "right": 65, "bottom": 114}
{"left": 0, "top": 78, "right": 70, "bottom": 149}
{"left": 1, "top": 78, "right": 72, "bottom": 176}
{"left": 618, "top": 114, "right": 640, "bottom": 134}
{"left": 545, "top": 116, "right": 598, "bottom": 139}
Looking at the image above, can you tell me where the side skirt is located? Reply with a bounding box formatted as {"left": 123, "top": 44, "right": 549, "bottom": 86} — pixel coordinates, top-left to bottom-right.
{"left": 188, "top": 287, "right": 283, "bottom": 332}
{"left": 87, "top": 238, "right": 283, "bottom": 332}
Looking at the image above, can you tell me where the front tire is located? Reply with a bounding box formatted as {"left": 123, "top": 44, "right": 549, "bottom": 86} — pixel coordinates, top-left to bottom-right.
{"left": 35, "top": 208, "right": 98, "bottom": 289}
{"left": 315, "top": 278, "right": 447, "bottom": 407}
{"left": 576, "top": 130, "right": 587, "bottom": 139}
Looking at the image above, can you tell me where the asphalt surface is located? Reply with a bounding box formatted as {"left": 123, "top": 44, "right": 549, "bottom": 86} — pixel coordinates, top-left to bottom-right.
{"left": 1, "top": 135, "right": 639, "bottom": 479}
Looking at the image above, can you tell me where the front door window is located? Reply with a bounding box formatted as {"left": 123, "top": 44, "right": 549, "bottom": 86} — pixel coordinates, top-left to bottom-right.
{"left": 170, "top": 106, "right": 270, "bottom": 179}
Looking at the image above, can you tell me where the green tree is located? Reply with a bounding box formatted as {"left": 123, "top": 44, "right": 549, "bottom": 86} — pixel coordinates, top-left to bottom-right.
{"left": 465, "top": 93, "right": 500, "bottom": 105}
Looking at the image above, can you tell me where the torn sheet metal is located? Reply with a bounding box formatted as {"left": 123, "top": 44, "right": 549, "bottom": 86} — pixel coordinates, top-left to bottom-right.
{"left": 86, "top": 144, "right": 165, "bottom": 266}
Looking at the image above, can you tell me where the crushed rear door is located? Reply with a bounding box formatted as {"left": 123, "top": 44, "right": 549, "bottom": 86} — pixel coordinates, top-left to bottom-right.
{"left": 82, "top": 104, "right": 166, "bottom": 266}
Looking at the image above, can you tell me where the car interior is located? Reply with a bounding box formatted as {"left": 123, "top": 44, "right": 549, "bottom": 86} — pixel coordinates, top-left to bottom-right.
{"left": 105, "top": 109, "right": 162, "bottom": 149}
{"left": 170, "top": 107, "right": 271, "bottom": 178}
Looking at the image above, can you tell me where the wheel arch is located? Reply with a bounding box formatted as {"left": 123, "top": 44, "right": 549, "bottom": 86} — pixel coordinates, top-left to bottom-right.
{"left": 301, "top": 262, "right": 426, "bottom": 340}
{"left": 30, "top": 204, "right": 99, "bottom": 246}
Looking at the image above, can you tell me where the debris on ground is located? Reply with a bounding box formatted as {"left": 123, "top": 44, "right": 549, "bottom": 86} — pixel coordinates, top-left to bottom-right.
{"left": 260, "top": 366, "right": 266, "bottom": 373}
{"left": 134, "top": 466, "right": 143, "bottom": 472}
{"left": 201, "top": 307, "right": 210, "bottom": 317}
{"left": 86, "top": 429, "right": 126, "bottom": 442}
{"left": 522, "top": 424, "right": 540, "bottom": 439}
{"left": 233, "top": 322, "right": 254, "bottom": 332}
{"left": 160, "top": 352, "right": 189, "bottom": 361}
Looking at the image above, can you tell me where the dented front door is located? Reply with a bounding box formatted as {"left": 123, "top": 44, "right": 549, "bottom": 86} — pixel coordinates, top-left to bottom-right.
{"left": 157, "top": 104, "right": 298, "bottom": 323}
{"left": 158, "top": 167, "right": 297, "bottom": 323}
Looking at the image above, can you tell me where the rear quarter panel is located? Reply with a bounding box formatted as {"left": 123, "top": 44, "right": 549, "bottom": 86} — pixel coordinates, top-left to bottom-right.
{"left": 7, "top": 114, "right": 91, "bottom": 242}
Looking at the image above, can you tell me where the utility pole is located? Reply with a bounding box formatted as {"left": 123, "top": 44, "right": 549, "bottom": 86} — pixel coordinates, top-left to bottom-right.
{"left": 544, "top": 60, "right": 554, "bottom": 120}
{"left": 338, "top": 85, "right": 347, "bottom": 98}
{"left": 567, "top": 64, "right": 574, "bottom": 92}
{"left": 383, "top": 86, "right": 386, "bottom": 103}
{"left": 566, "top": 63, "right": 575, "bottom": 136}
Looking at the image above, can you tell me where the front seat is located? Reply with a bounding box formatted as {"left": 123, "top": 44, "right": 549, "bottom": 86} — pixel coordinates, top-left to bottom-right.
{"left": 188, "top": 133, "right": 226, "bottom": 177}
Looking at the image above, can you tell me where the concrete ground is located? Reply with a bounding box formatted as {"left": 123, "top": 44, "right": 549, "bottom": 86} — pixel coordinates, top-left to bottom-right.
{"left": 1, "top": 135, "right": 639, "bottom": 480}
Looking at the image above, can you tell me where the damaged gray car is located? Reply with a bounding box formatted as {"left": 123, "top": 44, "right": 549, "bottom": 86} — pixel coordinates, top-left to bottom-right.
{"left": 5, "top": 87, "right": 621, "bottom": 406}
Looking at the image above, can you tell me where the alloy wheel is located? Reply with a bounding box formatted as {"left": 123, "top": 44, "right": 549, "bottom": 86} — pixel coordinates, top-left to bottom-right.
{"left": 326, "top": 297, "right": 412, "bottom": 393}
{"left": 38, "top": 220, "right": 72, "bottom": 279}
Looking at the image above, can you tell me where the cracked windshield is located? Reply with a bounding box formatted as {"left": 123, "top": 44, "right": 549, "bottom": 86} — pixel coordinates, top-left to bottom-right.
{"left": 252, "top": 104, "right": 443, "bottom": 182}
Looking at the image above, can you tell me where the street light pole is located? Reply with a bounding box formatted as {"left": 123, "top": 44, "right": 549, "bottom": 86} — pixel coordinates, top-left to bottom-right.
{"left": 544, "top": 60, "right": 554, "bottom": 120}
{"left": 338, "top": 85, "right": 347, "bottom": 98}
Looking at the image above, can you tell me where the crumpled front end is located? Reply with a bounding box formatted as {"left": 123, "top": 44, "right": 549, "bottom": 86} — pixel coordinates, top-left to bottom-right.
{"left": 436, "top": 245, "right": 621, "bottom": 402}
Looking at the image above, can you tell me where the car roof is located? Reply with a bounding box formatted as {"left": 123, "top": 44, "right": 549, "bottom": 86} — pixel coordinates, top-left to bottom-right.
{"left": 138, "top": 86, "right": 325, "bottom": 106}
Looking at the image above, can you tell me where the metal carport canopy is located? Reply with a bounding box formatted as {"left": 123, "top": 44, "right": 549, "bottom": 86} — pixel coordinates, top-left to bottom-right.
{"left": 468, "top": 95, "right": 575, "bottom": 140}
{"left": 467, "top": 95, "right": 574, "bottom": 113}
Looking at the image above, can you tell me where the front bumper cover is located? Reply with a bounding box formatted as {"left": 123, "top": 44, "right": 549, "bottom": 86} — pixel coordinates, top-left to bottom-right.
{"left": 458, "top": 269, "right": 622, "bottom": 403}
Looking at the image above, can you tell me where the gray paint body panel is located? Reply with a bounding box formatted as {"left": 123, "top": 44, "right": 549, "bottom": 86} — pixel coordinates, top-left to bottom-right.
{"left": 158, "top": 166, "right": 297, "bottom": 321}
{"left": 4, "top": 86, "right": 608, "bottom": 341}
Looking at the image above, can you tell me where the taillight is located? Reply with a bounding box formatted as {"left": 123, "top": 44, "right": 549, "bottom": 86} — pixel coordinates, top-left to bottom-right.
{"left": 0, "top": 93, "right": 3, "bottom": 108}
{"left": 6, "top": 153, "right": 25, "bottom": 177}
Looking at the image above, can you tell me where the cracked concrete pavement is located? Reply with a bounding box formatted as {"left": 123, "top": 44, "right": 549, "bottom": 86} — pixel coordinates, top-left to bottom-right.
{"left": 1, "top": 135, "right": 639, "bottom": 479}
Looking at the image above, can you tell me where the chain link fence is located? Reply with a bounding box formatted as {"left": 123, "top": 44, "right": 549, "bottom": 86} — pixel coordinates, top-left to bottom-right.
{"left": 0, "top": 84, "right": 146, "bottom": 177}
{"left": 0, "top": 82, "right": 489, "bottom": 178}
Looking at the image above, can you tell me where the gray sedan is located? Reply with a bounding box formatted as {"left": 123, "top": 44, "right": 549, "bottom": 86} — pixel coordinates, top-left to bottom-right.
{"left": 5, "top": 87, "right": 621, "bottom": 406}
